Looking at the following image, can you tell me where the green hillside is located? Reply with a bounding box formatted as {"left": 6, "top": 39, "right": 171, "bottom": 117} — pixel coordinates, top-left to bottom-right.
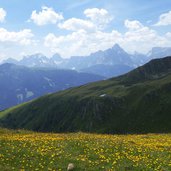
{"left": 1, "top": 57, "right": 171, "bottom": 133}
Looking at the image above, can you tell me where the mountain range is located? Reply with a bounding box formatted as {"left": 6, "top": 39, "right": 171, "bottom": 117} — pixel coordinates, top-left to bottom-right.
{"left": 1, "top": 56, "right": 171, "bottom": 133}
{"left": 0, "top": 63, "right": 103, "bottom": 110}
{"left": 2, "top": 44, "right": 171, "bottom": 78}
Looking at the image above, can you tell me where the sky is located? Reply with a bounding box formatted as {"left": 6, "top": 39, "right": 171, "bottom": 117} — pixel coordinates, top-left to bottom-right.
{"left": 0, "top": 0, "right": 171, "bottom": 60}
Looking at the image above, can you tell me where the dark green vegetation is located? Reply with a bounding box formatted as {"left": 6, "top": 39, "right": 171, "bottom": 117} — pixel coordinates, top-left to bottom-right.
{"left": 1, "top": 57, "right": 171, "bottom": 133}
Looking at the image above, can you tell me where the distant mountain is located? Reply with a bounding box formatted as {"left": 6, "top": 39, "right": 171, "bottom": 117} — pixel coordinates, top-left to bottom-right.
{"left": 81, "top": 64, "right": 133, "bottom": 78}
{"left": 1, "top": 44, "right": 136, "bottom": 78}
{"left": 1, "top": 56, "right": 171, "bottom": 134}
{"left": 130, "top": 52, "right": 149, "bottom": 67}
{"left": 2, "top": 58, "right": 19, "bottom": 65}
{"left": 19, "top": 53, "right": 55, "bottom": 68}
{"left": 61, "top": 44, "right": 134, "bottom": 70}
{"left": 50, "top": 53, "right": 63, "bottom": 65}
{"left": 147, "top": 47, "right": 171, "bottom": 59}
{"left": 0, "top": 63, "right": 104, "bottom": 110}
{"left": 2, "top": 44, "right": 171, "bottom": 78}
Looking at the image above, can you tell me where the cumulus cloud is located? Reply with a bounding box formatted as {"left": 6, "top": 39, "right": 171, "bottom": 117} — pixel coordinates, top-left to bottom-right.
{"left": 59, "top": 8, "right": 112, "bottom": 32}
{"left": 1, "top": 7, "right": 168, "bottom": 60}
{"left": 0, "top": 28, "right": 36, "bottom": 60}
{"left": 124, "top": 20, "right": 143, "bottom": 30}
{"left": 155, "top": 11, "right": 171, "bottom": 26}
{"left": 84, "top": 8, "right": 113, "bottom": 29}
{"left": 58, "top": 18, "right": 95, "bottom": 32}
{"left": 0, "top": 8, "right": 6, "bottom": 22}
{"left": 0, "top": 28, "right": 34, "bottom": 45}
{"left": 30, "top": 6, "right": 63, "bottom": 26}
{"left": 166, "top": 32, "right": 171, "bottom": 38}
{"left": 122, "top": 20, "right": 170, "bottom": 53}
{"left": 44, "top": 29, "right": 122, "bottom": 57}
{"left": 44, "top": 18, "right": 171, "bottom": 58}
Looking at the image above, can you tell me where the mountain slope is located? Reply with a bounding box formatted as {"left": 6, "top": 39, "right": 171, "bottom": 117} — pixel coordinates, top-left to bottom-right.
{"left": 81, "top": 64, "right": 133, "bottom": 78}
{"left": 118, "top": 56, "right": 171, "bottom": 84}
{"left": 0, "top": 63, "right": 104, "bottom": 110}
{"left": 1, "top": 57, "right": 171, "bottom": 133}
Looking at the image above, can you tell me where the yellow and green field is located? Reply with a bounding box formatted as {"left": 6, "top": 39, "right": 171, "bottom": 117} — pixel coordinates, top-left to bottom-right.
{"left": 0, "top": 128, "right": 171, "bottom": 171}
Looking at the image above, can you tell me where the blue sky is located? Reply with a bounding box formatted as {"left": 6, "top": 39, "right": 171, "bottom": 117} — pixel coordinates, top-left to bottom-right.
{"left": 0, "top": 0, "right": 171, "bottom": 60}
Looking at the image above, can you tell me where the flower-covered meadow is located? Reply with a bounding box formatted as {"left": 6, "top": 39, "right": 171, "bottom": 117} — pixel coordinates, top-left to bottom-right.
{"left": 0, "top": 128, "right": 171, "bottom": 170}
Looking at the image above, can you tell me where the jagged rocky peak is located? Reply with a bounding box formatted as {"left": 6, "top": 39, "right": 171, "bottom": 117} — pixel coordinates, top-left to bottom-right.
{"left": 90, "top": 43, "right": 124, "bottom": 56}
{"left": 22, "top": 53, "right": 47, "bottom": 60}
{"left": 111, "top": 43, "right": 124, "bottom": 51}
{"left": 51, "top": 53, "right": 63, "bottom": 61}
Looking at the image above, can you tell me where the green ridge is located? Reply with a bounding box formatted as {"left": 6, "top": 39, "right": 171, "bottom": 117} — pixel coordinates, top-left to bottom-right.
{"left": 1, "top": 57, "right": 171, "bottom": 133}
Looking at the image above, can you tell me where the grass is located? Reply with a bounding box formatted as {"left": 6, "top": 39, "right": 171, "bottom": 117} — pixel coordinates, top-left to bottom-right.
{"left": 0, "top": 128, "right": 171, "bottom": 171}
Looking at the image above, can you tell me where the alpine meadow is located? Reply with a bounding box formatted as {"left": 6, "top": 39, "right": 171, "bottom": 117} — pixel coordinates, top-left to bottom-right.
{"left": 0, "top": 0, "right": 171, "bottom": 171}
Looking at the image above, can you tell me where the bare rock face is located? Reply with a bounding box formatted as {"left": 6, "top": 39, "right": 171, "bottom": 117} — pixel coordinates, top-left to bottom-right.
{"left": 67, "top": 163, "right": 75, "bottom": 171}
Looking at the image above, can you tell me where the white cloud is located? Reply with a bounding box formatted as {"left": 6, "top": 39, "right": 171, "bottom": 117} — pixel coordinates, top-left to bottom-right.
{"left": 58, "top": 18, "right": 95, "bottom": 32}
{"left": 0, "top": 8, "right": 6, "bottom": 22}
{"left": 122, "top": 20, "right": 171, "bottom": 53}
{"left": 30, "top": 6, "right": 63, "bottom": 26}
{"left": 0, "top": 52, "right": 6, "bottom": 61}
{"left": 0, "top": 28, "right": 34, "bottom": 45}
{"left": 59, "top": 8, "right": 112, "bottom": 32}
{"left": 155, "top": 11, "right": 171, "bottom": 26}
{"left": 44, "top": 19, "right": 171, "bottom": 58}
{"left": 44, "top": 29, "right": 122, "bottom": 58}
{"left": 0, "top": 28, "right": 36, "bottom": 61}
{"left": 166, "top": 32, "right": 171, "bottom": 38}
{"left": 84, "top": 8, "right": 113, "bottom": 29}
{"left": 124, "top": 20, "right": 143, "bottom": 30}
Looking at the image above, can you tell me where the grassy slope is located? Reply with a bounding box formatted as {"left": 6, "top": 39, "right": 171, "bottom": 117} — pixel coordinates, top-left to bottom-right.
{"left": 0, "top": 57, "right": 171, "bottom": 133}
